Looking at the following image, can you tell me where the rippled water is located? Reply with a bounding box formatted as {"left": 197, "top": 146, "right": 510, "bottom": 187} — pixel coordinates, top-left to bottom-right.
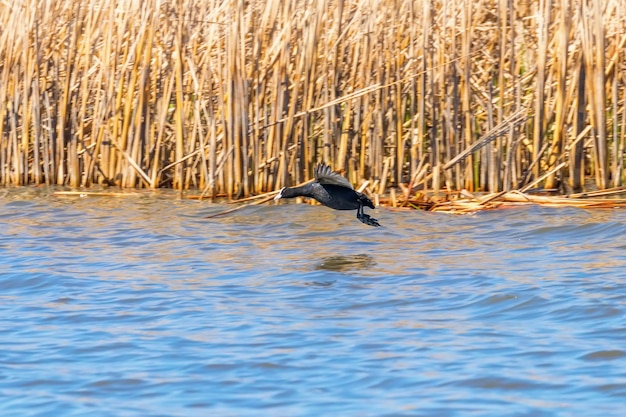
{"left": 1, "top": 187, "right": 625, "bottom": 416}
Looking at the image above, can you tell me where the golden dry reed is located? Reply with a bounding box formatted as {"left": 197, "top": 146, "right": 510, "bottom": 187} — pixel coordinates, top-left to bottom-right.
{"left": 0, "top": 0, "right": 625, "bottom": 198}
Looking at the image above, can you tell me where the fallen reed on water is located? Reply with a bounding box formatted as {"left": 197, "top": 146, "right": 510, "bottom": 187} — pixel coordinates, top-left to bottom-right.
{"left": 1, "top": 0, "right": 625, "bottom": 200}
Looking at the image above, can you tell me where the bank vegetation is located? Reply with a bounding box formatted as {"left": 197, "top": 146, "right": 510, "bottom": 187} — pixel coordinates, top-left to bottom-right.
{"left": 1, "top": 0, "right": 625, "bottom": 202}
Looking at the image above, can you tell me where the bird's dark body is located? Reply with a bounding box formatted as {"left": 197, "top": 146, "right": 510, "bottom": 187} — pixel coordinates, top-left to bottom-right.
{"left": 280, "top": 183, "right": 373, "bottom": 211}
{"left": 275, "top": 163, "right": 380, "bottom": 227}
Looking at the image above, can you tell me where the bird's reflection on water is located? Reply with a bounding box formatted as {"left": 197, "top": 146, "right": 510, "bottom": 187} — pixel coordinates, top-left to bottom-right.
{"left": 314, "top": 254, "right": 376, "bottom": 272}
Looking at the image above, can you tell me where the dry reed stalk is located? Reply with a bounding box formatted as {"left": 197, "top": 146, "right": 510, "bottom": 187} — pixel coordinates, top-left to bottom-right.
{"left": 205, "top": 194, "right": 276, "bottom": 219}
{"left": 31, "top": 19, "right": 43, "bottom": 185}
{"left": 620, "top": 86, "right": 626, "bottom": 186}
{"left": 151, "top": 73, "right": 175, "bottom": 188}
{"left": 444, "top": 109, "right": 527, "bottom": 170}
{"left": 545, "top": 0, "right": 571, "bottom": 190}
{"left": 570, "top": 55, "right": 586, "bottom": 192}
{"left": 530, "top": 0, "right": 551, "bottom": 184}
{"left": 228, "top": 188, "right": 284, "bottom": 204}
{"left": 404, "top": 156, "right": 429, "bottom": 196}
{"left": 582, "top": 0, "right": 608, "bottom": 189}
{"left": 501, "top": 0, "right": 517, "bottom": 191}
{"left": 501, "top": 192, "right": 626, "bottom": 208}
{"left": 460, "top": 0, "right": 473, "bottom": 192}
{"left": 173, "top": 0, "right": 186, "bottom": 191}
{"left": 521, "top": 162, "right": 568, "bottom": 193}
{"left": 568, "top": 186, "right": 626, "bottom": 198}
{"left": 430, "top": 190, "right": 626, "bottom": 213}
{"left": 53, "top": 191, "right": 142, "bottom": 197}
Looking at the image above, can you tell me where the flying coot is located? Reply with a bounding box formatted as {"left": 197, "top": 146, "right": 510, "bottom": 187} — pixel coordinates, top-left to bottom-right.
{"left": 274, "top": 163, "right": 380, "bottom": 227}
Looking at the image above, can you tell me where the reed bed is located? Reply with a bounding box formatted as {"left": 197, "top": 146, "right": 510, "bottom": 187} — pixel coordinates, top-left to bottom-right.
{"left": 425, "top": 188, "right": 626, "bottom": 213}
{"left": 1, "top": 0, "right": 625, "bottom": 201}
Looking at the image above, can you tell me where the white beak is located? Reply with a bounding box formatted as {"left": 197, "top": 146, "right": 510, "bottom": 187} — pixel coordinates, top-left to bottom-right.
{"left": 274, "top": 187, "right": 285, "bottom": 200}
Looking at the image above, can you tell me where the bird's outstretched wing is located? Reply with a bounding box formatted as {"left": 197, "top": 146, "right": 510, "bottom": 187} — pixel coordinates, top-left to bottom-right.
{"left": 314, "top": 163, "right": 353, "bottom": 189}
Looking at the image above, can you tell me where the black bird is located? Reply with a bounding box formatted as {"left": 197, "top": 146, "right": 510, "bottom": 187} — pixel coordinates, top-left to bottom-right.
{"left": 274, "top": 163, "right": 380, "bottom": 227}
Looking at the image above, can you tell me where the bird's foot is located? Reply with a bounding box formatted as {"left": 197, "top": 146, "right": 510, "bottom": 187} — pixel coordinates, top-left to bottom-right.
{"left": 358, "top": 212, "right": 381, "bottom": 227}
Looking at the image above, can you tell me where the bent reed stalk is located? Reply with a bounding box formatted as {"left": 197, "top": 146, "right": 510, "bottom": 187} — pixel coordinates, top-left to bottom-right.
{"left": 1, "top": 0, "right": 625, "bottom": 198}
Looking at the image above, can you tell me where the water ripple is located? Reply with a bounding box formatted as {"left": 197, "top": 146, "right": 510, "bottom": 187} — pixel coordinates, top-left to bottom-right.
{"left": 1, "top": 190, "right": 626, "bottom": 416}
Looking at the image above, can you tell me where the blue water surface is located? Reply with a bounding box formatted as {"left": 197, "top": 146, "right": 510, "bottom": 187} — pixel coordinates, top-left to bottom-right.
{"left": 1, "top": 188, "right": 625, "bottom": 416}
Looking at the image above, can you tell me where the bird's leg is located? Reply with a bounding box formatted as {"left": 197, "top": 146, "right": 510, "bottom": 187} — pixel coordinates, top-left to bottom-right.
{"left": 356, "top": 203, "right": 381, "bottom": 227}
